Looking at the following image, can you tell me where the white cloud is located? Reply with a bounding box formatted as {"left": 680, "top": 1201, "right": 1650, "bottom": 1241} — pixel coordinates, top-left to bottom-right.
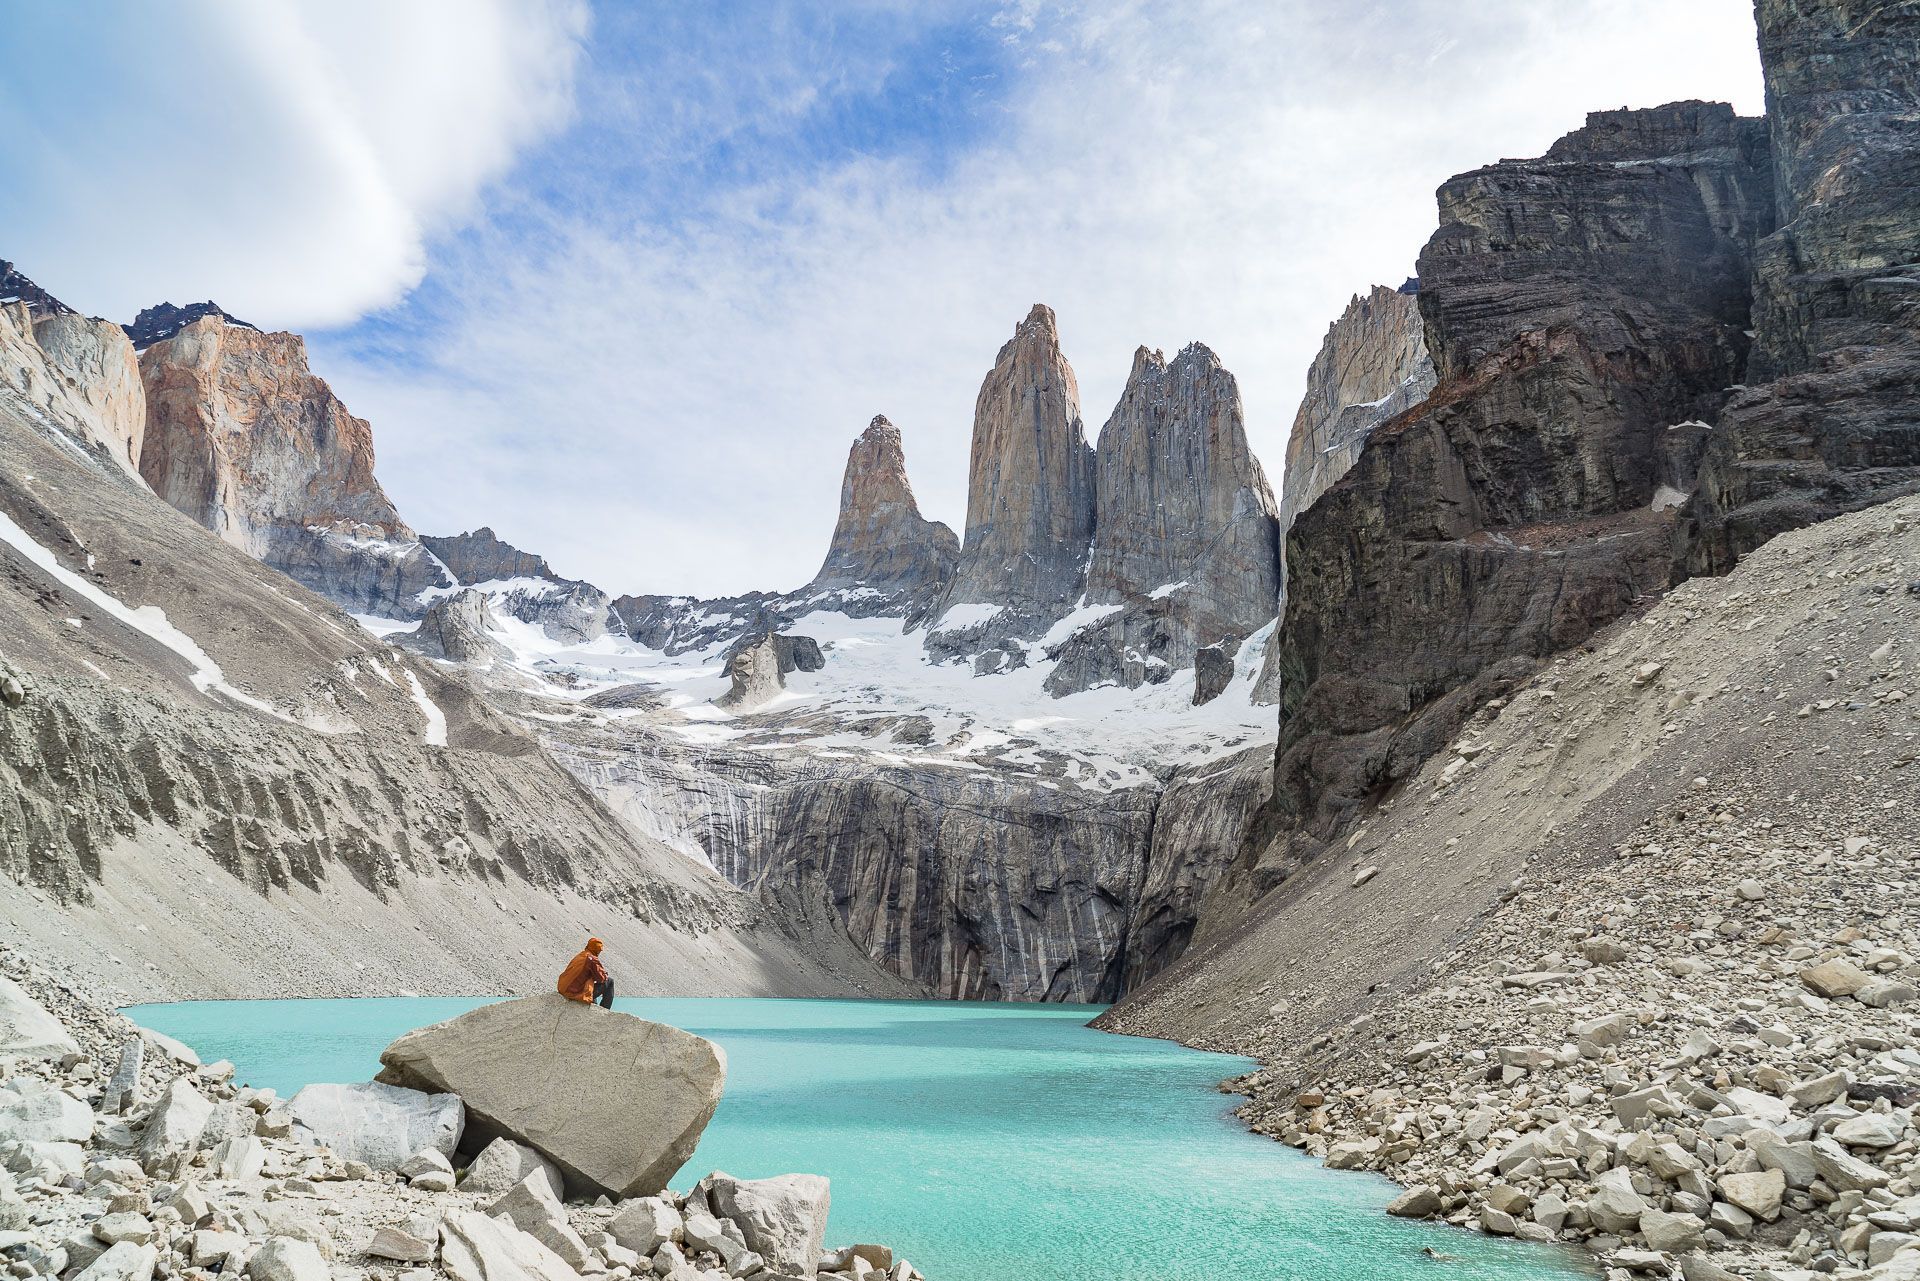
{"left": 322, "top": 0, "right": 1764, "bottom": 597}
{"left": 0, "top": 0, "right": 586, "bottom": 327}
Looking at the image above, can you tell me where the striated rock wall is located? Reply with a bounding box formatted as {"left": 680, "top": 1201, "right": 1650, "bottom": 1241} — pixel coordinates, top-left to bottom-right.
{"left": 928, "top": 305, "right": 1096, "bottom": 658}
{"left": 1256, "top": 100, "right": 1776, "bottom": 886}
{"left": 1046, "top": 345, "right": 1281, "bottom": 696}
{"left": 137, "top": 315, "right": 447, "bottom": 616}
{"left": 550, "top": 719, "right": 1269, "bottom": 1003}
{"left": 1687, "top": 0, "right": 1920, "bottom": 566}
{"left": 806, "top": 415, "right": 957, "bottom": 605}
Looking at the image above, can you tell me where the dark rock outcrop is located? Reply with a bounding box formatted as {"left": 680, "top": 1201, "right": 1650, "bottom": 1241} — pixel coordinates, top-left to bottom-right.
{"left": 420, "top": 528, "right": 562, "bottom": 586}
{"left": 136, "top": 315, "right": 447, "bottom": 617}
{"left": 1191, "top": 643, "right": 1235, "bottom": 707}
{"left": 124, "top": 302, "right": 258, "bottom": 350}
{"left": 926, "top": 305, "right": 1095, "bottom": 661}
{"left": 1, "top": 261, "right": 75, "bottom": 318}
{"left": 1044, "top": 344, "right": 1280, "bottom": 697}
{"left": 1260, "top": 100, "right": 1776, "bottom": 881}
{"left": 1687, "top": 0, "right": 1920, "bottom": 566}
{"left": 805, "top": 416, "right": 957, "bottom": 609}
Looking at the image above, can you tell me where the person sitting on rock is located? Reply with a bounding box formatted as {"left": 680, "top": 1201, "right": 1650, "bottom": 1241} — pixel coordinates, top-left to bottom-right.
{"left": 557, "top": 937, "right": 613, "bottom": 1008}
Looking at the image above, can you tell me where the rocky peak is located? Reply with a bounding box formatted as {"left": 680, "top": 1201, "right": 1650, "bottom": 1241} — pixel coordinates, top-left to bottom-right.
{"left": 1085, "top": 341, "right": 1278, "bottom": 613}
{"left": 420, "top": 528, "right": 562, "bottom": 586}
{"left": 1278, "top": 285, "right": 1435, "bottom": 534}
{"left": 807, "top": 415, "right": 957, "bottom": 601}
{"left": 0, "top": 266, "right": 145, "bottom": 480}
{"left": 1042, "top": 342, "right": 1279, "bottom": 698}
{"left": 136, "top": 316, "right": 444, "bottom": 616}
{"left": 0, "top": 260, "right": 75, "bottom": 318}
{"left": 124, "top": 301, "right": 257, "bottom": 351}
{"left": 930, "top": 303, "right": 1096, "bottom": 638}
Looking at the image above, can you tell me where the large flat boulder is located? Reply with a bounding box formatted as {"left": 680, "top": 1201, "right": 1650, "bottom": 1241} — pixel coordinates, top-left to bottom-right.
{"left": 286, "top": 1081, "right": 463, "bottom": 1171}
{"left": 0, "top": 975, "right": 79, "bottom": 1062}
{"left": 375, "top": 995, "right": 725, "bottom": 1199}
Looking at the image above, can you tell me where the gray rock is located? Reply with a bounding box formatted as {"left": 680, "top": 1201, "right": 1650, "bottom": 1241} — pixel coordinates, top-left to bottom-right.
{"left": 102, "top": 1038, "right": 144, "bottom": 1114}
{"left": 0, "top": 1078, "right": 91, "bottom": 1144}
{"left": 1811, "top": 1135, "right": 1892, "bottom": 1191}
{"left": 246, "top": 1238, "right": 330, "bottom": 1281}
{"left": 0, "top": 975, "right": 79, "bottom": 1062}
{"left": 458, "top": 1137, "right": 562, "bottom": 1199}
{"left": 72, "top": 1241, "right": 157, "bottom": 1281}
{"left": 1386, "top": 1184, "right": 1442, "bottom": 1218}
{"left": 287, "top": 1081, "right": 463, "bottom": 1172}
{"left": 377, "top": 995, "right": 725, "bottom": 1199}
{"left": 608, "top": 1198, "right": 683, "bottom": 1255}
{"left": 487, "top": 1171, "right": 594, "bottom": 1270}
{"left": 367, "top": 1228, "right": 436, "bottom": 1264}
{"left": 441, "top": 1210, "right": 583, "bottom": 1281}
{"left": 1717, "top": 1168, "right": 1786, "bottom": 1219}
{"left": 1640, "top": 1208, "right": 1705, "bottom": 1253}
{"left": 696, "top": 1172, "right": 830, "bottom": 1279}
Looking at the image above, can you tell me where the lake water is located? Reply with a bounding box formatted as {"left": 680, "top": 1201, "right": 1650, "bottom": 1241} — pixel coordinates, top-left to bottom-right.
{"left": 128, "top": 997, "right": 1590, "bottom": 1281}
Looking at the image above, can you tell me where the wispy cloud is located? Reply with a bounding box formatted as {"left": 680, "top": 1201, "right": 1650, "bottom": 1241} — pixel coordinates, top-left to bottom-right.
{"left": 0, "top": 0, "right": 586, "bottom": 326}
{"left": 2, "top": 1, "right": 1765, "bottom": 599}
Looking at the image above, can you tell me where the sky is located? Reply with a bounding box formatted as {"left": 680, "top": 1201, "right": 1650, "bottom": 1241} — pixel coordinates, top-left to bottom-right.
{"left": 1, "top": 0, "right": 1766, "bottom": 596}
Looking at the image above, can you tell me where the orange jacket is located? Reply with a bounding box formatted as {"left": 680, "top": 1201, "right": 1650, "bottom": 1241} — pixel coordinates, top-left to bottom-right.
{"left": 557, "top": 943, "right": 609, "bottom": 1002}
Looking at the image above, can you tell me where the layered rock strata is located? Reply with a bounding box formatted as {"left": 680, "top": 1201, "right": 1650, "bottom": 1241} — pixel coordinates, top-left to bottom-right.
{"left": 547, "top": 721, "right": 1271, "bottom": 1002}
{"left": 1686, "top": 0, "right": 1920, "bottom": 566}
{"left": 1257, "top": 99, "right": 1775, "bottom": 886}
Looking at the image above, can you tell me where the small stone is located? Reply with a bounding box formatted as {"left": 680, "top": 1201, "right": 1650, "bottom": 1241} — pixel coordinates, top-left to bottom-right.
{"left": 367, "top": 1228, "right": 436, "bottom": 1264}
{"left": 1386, "top": 1185, "right": 1441, "bottom": 1218}
{"left": 1800, "top": 958, "right": 1872, "bottom": 998}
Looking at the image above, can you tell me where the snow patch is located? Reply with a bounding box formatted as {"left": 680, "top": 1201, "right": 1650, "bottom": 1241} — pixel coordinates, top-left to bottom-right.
{"left": 0, "top": 509, "right": 290, "bottom": 720}
{"left": 402, "top": 669, "right": 448, "bottom": 747}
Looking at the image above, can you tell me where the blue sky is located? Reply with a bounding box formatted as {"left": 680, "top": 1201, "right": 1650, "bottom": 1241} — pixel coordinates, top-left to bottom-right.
{"left": 2, "top": 0, "right": 1766, "bottom": 595}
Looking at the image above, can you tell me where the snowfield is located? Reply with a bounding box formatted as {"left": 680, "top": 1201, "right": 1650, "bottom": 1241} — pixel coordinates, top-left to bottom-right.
{"left": 358, "top": 589, "right": 1277, "bottom": 790}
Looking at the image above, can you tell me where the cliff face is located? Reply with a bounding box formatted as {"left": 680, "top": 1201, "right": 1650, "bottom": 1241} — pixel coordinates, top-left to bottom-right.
{"left": 1278, "top": 284, "right": 1434, "bottom": 533}
{"left": 1687, "top": 0, "right": 1920, "bottom": 565}
{"left": 137, "top": 315, "right": 447, "bottom": 615}
{"left": 927, "top": 305, "right": 1096, "bottom": 663}
{"left": 549, "top": 719, "right": 1269, "bottom": 1002}
{"left": 1045, "top": 345, "right": 1281, "bottom": 698}
{"left": 0, "top": 291, "right": 147, "bottom": 482}
{"left": 1259, "top": 100, "right": 1775, "bottom": 882}
{"left": 806, "top": 415, "right": 958, "bottom": 605}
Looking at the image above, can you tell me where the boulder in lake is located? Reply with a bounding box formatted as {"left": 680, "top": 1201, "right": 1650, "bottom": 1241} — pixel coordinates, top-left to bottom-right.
{"left": 376, "top": 994, "right": 725, "bottom": 1199}
{"left": 286, "top": 1081, "right": 463, "bottom": 1172}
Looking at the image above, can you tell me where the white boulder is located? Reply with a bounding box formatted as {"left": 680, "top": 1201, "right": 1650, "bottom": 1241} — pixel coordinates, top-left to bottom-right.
{"left": 0, "top": 975, "right": 79, "bottom": 1062}
{"left": 695, "top": 1172, "right": 831, "bottom": 1279}
{"left": 458, "top": 1137, "right": 562, "bottom": 1199}
{"left": 0, "top": 1078, "right": 92, "bottom": 1144}
{"left": 439, "top": 1208, "right": 583, "bottom": 1281}
{"left": 286, "top": 1081, "right": 463, "bottom": 1171}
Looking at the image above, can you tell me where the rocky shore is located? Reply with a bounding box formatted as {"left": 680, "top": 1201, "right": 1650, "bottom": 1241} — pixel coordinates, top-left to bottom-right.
{"left": 1104, "top": 496, "right": 1920, "bottom": 1281}
{"left": 0, "top": 945, "right": 924, "bottom": 1281}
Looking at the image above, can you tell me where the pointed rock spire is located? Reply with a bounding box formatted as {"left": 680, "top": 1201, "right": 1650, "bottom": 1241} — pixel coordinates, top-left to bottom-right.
{"left": 808, "top": 415, "right": 957, "bottom": 596}
{"left": 1086, "top": 340, "right": 1279, "bottom": 626}
{"left": 937, "top": 304, "right": 1096, "bottom": 619}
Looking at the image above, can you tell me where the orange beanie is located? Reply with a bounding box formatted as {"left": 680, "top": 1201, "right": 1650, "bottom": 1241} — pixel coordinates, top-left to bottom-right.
{"left": 586, "top": 937, "right": 604, "bottom": 954}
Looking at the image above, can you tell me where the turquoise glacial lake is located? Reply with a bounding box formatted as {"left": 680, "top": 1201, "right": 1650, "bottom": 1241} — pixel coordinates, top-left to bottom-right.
{"left": 128, "top": 997, "right": 1590, "bottom": 1281}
